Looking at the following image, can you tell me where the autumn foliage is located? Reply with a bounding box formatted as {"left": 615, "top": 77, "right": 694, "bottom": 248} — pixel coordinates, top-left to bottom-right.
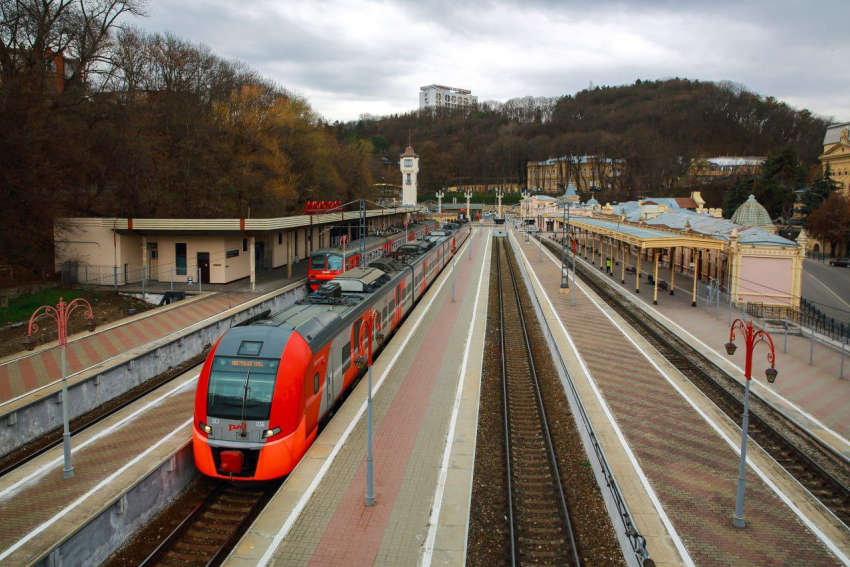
{"left": 0, "top": 3, "right": 372, "bottom": 269}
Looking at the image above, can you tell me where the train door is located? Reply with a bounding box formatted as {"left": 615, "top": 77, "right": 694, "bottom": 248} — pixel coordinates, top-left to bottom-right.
{"left": 326, "top": 348, "right": 335, "bottom": 407}
{"left": 395, "top": 283, "right": 403, "bottom": 324}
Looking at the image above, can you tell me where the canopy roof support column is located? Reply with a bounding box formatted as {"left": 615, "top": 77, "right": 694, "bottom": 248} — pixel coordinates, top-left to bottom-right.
{"left": 670, "top": 247, "right": 675, "bottom": 295}
{"left": 250, "top": 236, "right": 256, "bottom": 292}
{"left": 286, "top": 231, "right": 292, "bottom": 279}
{"left": 691, "top": 249, "right": 699, "bottom": 307}
{"left": 653, "top": 249, "right": 660, "bottom": 305}
{"left": 621, "top": 242, "right": 627, "bottom": 284}
{"left": 636, "top": 251, "right": 642, "bottom": 293}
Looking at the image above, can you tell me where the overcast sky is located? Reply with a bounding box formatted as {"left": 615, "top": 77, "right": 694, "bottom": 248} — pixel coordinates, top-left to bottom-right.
{"left": 135, "top": 0, "right": 850, "bottom": 123}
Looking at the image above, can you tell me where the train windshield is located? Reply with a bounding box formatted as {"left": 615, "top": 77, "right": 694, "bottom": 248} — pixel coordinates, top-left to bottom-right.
{"left": 310, "top": 254, "right": 327, "bottom": 270}
{"left": 327, "top": 254, "right": 343, "bottom": 270}
{"left": 207, "top": 357, "right": 278, "bottom": 421}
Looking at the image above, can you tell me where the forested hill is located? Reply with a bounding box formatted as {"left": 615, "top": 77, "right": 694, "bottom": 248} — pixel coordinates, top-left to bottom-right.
{"left": 347, "top": 79, "right": 831, "bottom": 195}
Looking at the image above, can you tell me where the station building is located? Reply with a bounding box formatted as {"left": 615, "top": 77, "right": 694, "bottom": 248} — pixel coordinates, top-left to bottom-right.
{"left": 526, "top": 155, "right": 627, "bottom": 193}
{"left": 520, "top": 191, "right": 806, "bottom": 309}
{"left": 54, "top": 207, "right": 424, "bottom": 288}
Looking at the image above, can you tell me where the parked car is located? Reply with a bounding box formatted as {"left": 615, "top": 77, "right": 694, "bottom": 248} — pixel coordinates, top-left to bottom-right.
{"left": 829, "top": 258, "right": 850, "bottom": 267}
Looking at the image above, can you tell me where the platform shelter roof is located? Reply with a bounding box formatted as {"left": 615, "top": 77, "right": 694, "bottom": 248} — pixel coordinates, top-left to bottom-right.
{"left": 567, "top": 216, "right": 726, "bottom": 251}
{"left": 91, "top": 206, "right": 427, "bottom": 236}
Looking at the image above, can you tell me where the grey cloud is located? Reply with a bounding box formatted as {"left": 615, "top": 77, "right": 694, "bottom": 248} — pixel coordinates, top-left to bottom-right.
{"left": 134, "top": 0, "right": 850, "bottom": 121}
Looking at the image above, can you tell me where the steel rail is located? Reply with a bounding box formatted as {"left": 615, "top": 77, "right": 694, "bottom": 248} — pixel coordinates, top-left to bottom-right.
{"left": 139, "top": 483, "right": 277, "bottom": 567}
{"left": 496, "top": 240, "right": 517, "bottom": 566}
{"left": 499, "top": 239, "right": 581, "bottom": 566}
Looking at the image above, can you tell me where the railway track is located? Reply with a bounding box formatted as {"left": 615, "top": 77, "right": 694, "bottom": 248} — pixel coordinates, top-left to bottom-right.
{"left": 139, "top": 482, "right": 278, "bottom": 567}
{"left": 538, "top": 236, "right": 850, "bottom": 527}
{"left": 497, "top": 239, "right": 580, "bottom": 566}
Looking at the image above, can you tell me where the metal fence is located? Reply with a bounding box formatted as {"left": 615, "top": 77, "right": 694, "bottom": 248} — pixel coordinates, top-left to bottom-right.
{"left": 59, "top": 262, "right": 208, "bottom": 293}
{"left": 746, "top": 300, "right": 849, "bottom": 344}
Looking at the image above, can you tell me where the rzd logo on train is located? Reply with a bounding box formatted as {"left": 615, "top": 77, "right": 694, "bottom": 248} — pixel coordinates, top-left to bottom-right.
{"left": 229, "top": 423, "right": 247, "bottom": 431}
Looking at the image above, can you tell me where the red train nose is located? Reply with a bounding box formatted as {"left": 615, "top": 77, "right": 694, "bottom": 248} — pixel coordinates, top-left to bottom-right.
{"left": 220, "top": 450, "right": 244, "bottom": 474}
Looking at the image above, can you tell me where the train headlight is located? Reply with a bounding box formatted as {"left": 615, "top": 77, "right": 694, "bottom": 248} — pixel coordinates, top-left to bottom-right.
{"left": 263, "top": 427, "right": 282, "bottom": 439}
{"left": 199, "top": 422, "right": 212, "bottom": 434}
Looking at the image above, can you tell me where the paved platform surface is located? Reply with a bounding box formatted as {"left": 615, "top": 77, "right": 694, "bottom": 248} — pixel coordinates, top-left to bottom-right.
{"left": 570, "top": 238, "right": 850, "bottom": 456}
{"left": 512, "top": 230, "right": 850, "bottom": 567}
{"left": 0, "top": 262, "right": 307, "bottom": 407}
{"left": 227, "top": 229, "right": 491, "bottom": 567}
{"left": 0, "top": 367, "right": 198, "bottom": 565}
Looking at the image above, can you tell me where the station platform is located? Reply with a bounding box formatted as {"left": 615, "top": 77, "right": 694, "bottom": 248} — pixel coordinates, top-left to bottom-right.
{"left": 0, "top": 366, "right": 199, "bottom": 565}
{"left": 511, "top": 230, "right": 850, "bottom": 566}
{"left": 0, "top": 262, "right": 307, "bottom": 407}
{"left": 558, "top": 234, "right": 850, "bottom": 456}
{"left": 227, "top": 228, "right": 492, "bottom": 567}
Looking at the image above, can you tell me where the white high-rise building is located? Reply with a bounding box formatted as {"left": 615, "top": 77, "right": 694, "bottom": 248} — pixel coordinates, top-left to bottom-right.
{"left": 419, "top": 85, "right": 477, "bottom": 110}
{"left": 400, "top": 146, "right": 419, "bottom": 206}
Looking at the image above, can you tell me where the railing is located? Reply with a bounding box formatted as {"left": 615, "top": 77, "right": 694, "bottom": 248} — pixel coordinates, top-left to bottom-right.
{"left": 59, "top": 262, "right": 208, "bottom": 293}
{"left": 747, "top": 300, "right": 849, "bottom": 344}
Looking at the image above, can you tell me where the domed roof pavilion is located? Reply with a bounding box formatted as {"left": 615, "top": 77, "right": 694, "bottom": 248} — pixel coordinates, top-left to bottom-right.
{"left": 732, "top": 194, "right": 775, "bottom": 233}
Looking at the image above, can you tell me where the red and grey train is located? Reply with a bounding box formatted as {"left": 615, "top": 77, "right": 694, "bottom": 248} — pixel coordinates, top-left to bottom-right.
{"left": 307, "top": 222, "right": 433, "bottom": 290}
{"left": 193, "top": 221, "right": 471, "bottom": 481}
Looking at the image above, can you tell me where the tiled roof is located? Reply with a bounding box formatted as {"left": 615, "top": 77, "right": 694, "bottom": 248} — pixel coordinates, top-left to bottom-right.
{"left": 703, "top": 157, "right": 765, "bottom": 167}
{"left": 731, "top": 194, "right": 772, "bottom": 228}
{"left": 824, "top": 122, "right": 850, "bottom": 145}
{"left": 674, "top": 197, "right": 698, "bottom": 209}
{"left": 564, "top": 182, "right": 578, "bottom": 198}
{"left": 645, "top": 211, "right": 793, "bottom": 247}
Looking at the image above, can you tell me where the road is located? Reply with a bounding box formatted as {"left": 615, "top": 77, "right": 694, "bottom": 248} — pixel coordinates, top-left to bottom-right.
{"left": 801, "top": 259, "right": 850, "bottom": 324}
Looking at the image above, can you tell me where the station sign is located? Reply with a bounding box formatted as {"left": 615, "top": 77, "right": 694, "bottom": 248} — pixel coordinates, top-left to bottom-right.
{"left": 305, "top": 201, "right": 343, "bottom": 214}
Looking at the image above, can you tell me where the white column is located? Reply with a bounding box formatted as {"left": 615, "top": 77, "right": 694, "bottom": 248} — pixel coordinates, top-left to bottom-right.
{"left": 249, "top": 236, "right": 256, "bottom": 291}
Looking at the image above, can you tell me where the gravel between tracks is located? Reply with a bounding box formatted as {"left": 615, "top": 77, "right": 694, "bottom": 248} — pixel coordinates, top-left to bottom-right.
{"left": 468, "top": 240, "right": 626, "bottom": 566}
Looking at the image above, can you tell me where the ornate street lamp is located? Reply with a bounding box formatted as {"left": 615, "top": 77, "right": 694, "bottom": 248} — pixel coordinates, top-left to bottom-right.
{"left": 725, "top": 318, "right": 777, "bottom": 528}
{"left": 355, "top": 311, "right": 380, "bottom": 507}
{"left": 23, "top": 297, "right": 97, "bottom": 478}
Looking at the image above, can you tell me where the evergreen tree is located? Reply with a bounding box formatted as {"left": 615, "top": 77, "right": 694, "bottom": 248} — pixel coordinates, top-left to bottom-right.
{"left": 754, "top": 146, "right": 806, "bottom": 222}
{"left": 723, "top": 176, "right": 755, "bottom": 217}
{"left": 802, "top": 164, "right": 839, "bottom": 218}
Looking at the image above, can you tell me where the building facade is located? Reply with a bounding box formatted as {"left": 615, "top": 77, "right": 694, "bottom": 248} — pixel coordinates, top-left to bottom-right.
{"left": 819, "top": 122, "right": 850, "bottom": 192}
{"left": 54, "top": 209, "right": 423, "bottom": 287}
{"left": 686, "top": 156, "right": 765, "bottom": 183}
{"left": 400, "top": 146, "right": 419, "bottom": 206}
{"left": 419, "top": 85, "right": 477, "bottom": 110}
{"left": 526, "top": 155, "right": 626, "bottom": 193}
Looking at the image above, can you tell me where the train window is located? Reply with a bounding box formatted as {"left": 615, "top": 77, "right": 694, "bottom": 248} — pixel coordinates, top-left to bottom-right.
{"left": 342, "top": 343, "right": 351, "bottom": 373}
{"left": 328, "top": 255, "right": 343, "bottom": 270}
{"left": 237, "top": 341, "right": 263, "bottom": 356}
{"left": 207, "top": 357, "right": 277, "bottom": 421}
{"left": 314, "top": 373, "right": 320, "bottom": 394}
{"left": 352, "top": 324, "right": 360, "bottom": 350}
{"left": 310, "top": 254, "right": 327, "bottom": 270}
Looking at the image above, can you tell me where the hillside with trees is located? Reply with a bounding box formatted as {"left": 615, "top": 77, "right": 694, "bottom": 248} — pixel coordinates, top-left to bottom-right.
{"left": 347, "top": 79, "right": 831, "bottom": 206}
{"left": 0, "top": 0, "right": 373, "bottom": 270}
{"left": 0, "top": 2, "right": 834, "bottom": 273}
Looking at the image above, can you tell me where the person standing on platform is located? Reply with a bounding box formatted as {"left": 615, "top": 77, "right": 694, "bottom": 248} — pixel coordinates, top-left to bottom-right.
{"left": 606, "top": 257, "right": 611, "bottom": 274}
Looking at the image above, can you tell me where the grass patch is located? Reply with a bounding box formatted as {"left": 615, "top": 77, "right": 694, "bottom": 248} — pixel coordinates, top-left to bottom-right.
{"left": 0, "top": 288, "right": 105, "bottom": 324}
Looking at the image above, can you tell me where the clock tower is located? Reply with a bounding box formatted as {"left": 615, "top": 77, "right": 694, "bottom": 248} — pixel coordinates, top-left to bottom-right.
{"left": 400, "top": 145, "right": 419, "bottom": 206}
